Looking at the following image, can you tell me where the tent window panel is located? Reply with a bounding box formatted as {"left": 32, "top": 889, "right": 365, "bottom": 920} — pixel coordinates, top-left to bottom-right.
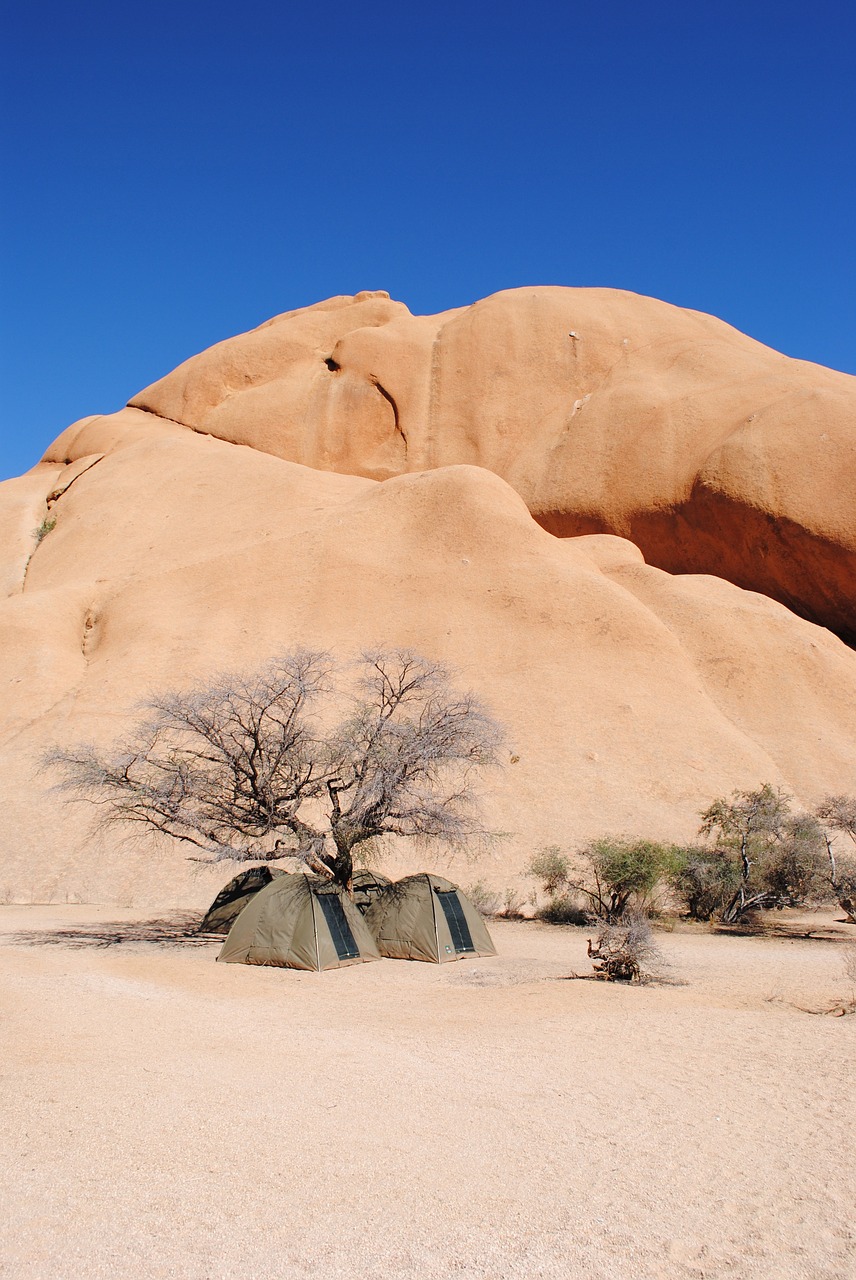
{"left": 316, "top": 894, "right": 361, "bottom": 961}
{"left": 435, "top": 890, "right": 476, "bottom": 953}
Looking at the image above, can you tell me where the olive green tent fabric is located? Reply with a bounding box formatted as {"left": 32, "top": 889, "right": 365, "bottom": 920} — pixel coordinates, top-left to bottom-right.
{"left": 364, "top": 873, "right": 497, "bottom": 963}
{"left": 217, "top": 873, "right": 381, "bottom": 971}
{"left": 351, "top": 869, "right": 392, "bottom": 914}
{"left": 200, "top": 865, "right": 288, "bottom": 934}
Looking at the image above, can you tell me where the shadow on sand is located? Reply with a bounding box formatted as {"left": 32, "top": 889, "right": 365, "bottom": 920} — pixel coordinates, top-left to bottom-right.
{"left": 712, "top": 918, "right": 855, "bottom": 942}
{"left": 5, "top": 912, "right": 211, "bottom": 949}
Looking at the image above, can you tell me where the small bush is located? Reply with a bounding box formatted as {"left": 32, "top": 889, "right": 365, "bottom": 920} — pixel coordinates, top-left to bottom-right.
{"left": 535, "top": 894, "right": 589, "bottom": 926}
{"left": 33, "top": 517, "right": 56, "bottom": 545}
{"left": 587, "top": 915, "right": 664, "bottom": 982}
{"left": 500, "top": 887, "right": 526, "bottom": 919}
{"left": 465, "top": 882, "right": 526, "bottom": 919}
{"left": 527, "top": 846, "right": 570, "bottom": 897}
{"left": 465, "top": 881, "right": 504, "bottom": 918}
{"left": 670, "top": 846, "right": 741, "bottom": 920}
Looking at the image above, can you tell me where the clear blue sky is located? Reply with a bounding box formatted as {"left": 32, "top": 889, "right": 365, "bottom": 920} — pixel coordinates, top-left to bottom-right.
{"left": 1, "top": 0, "right": 854, "bottom": 481}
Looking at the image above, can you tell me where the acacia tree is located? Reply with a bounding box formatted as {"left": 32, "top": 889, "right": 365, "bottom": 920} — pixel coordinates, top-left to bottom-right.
{"left": 527, "top": 839, "right": 681, "bottom": 923}
{"left": 814, "top": 795, "right": 856, "bottom": 923}
{"left": 47, "top": 648, "right": 504, "bottom": 889}
{"left": 698, "top": 783, "right": 832, "bottom": 922}
{"left": 568, "top": 838, "right": 682, "bottom": 921}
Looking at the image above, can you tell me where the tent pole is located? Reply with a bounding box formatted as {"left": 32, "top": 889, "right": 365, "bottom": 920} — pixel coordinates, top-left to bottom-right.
{"left": 309, "top": 887, "right": 321, "bottom": 972}
{"left": 429, "top": 875, "right": 441, "bottom": 963}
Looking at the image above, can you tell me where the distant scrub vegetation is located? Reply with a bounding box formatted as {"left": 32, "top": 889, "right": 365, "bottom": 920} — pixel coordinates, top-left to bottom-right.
{"left": 519, "top": 785, "right": 856, "bottom": 984}
{"left": 527, "top": 784, "right": 856, "bottom": 930}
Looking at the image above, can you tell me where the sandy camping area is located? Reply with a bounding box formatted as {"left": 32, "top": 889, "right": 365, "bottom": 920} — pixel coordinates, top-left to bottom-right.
{"left": 1, "top": 905, "right": 854, "bottom": 1280}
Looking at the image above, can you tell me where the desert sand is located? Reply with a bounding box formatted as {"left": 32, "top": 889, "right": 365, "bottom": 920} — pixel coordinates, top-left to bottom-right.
{"left": 1, "top": 905, "right": 854, "bottom": 1279}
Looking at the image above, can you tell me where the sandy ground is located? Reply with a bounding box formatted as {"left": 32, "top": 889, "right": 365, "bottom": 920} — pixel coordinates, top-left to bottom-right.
{"left": 1, "top": 907, "right": 854, "bottom": 1280}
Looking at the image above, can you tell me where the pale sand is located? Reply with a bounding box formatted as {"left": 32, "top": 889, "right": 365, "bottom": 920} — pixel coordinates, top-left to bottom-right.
{"left": 1, "top": 908, "right": 854, "bottom": 1279}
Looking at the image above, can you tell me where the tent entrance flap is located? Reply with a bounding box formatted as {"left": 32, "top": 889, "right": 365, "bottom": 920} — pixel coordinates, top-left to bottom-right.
{"left": 435, "top": 889, "right": 476, "bottom": 953}
{"left": 317, "top": 894, "right": 361, "bottom": 961}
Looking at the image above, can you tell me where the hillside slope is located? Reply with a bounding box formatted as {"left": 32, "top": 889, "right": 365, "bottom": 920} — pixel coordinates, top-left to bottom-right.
{"left": 2, "top": 422, "right": 854, "bottom": 905}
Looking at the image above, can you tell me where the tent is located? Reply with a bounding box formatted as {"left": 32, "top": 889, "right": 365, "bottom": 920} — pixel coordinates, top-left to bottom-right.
{"left": 364, "top": 873, "right": 497, "bottom": 963}
{"left": 218, "top": 873, "right": 381, "bottom": 971}
{"left": 351, "top": 868, "right": 392, "bottom": 914}
{"left": 199, "top": 864, "right": 288, "bottom": 934}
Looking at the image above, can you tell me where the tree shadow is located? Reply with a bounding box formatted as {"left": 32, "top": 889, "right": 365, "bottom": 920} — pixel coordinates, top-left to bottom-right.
{"left": 6, "top": 912, "right": 211, "bottom": 949}
{"left": 765, "top": 994, "right": 856, "bottom": 1017}
{"left": 712, "top": 918, "right": 854, "bottom": 942}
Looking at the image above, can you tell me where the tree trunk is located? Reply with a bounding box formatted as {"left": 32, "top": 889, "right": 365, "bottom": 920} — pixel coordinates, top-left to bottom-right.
{"left": 836, "top": 892, "right": 856, "bottom": 925}
{"left": 824, "top": 835, "right": 856, "bottom": 923}
{"left": 329, "top": 826, "right": 357, "bottom": 890}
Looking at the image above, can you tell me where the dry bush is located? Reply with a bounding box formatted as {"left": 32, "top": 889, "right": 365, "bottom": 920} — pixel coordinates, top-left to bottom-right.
{"left": 465, "top": 881, "right": 503, "bottom": 917}
{"left": 500, "top": 887, "right": 526, "bottom": 919}
{"left": 586, "top": 915, "right": 664, "bottom": 982}
{"left": 466, "top": 882, "right": 527, "bottom": 920}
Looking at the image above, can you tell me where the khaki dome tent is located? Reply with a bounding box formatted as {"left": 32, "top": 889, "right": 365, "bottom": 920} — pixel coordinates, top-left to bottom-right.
{"left": 364, "top": 873, "right": 496, "bottom": 963}
{"left": 351, "top": 868, "right": 392, "bottom": 914}
{"left": 218, "top": 873, "right": 381, "bottom": 971}
{"left": 200, "top": 865, "right": 289, "bottom": 934}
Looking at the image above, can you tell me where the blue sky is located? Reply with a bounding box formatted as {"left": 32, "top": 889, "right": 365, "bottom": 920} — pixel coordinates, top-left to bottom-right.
{"left": 1, "top": 0, "right": 854, "bottom": 481}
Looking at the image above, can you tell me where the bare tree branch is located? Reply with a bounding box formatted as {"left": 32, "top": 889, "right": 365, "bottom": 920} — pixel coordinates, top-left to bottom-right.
{"left": 44, "top": 647, "right": 505, "bottom": 887}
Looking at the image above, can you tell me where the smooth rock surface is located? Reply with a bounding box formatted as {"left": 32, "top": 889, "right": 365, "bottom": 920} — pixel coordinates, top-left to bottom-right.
{"left": 43, "top": 286, "right": 856, "bottom": 641}
{"left": 1, "top": 423, "right": 855, "bottom": 904}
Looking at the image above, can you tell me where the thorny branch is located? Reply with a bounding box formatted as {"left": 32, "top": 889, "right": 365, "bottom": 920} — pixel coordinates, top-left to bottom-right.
{"left": 46, "top": 647, "right": 505, "bottom": 888}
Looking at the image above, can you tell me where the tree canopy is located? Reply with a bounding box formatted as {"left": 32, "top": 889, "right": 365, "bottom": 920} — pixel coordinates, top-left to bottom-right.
{"left": 47, "top": 648, "right": 505, "bottom": 888}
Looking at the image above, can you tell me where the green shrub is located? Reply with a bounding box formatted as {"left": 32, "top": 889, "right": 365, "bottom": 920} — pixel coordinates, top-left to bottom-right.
{"left": 577, "top": 837, "right": 683, "bottom": 920}
{"left": 535, "top": 894, "right": 588, "bottom": 926}
{"left": 527, "top": 846, "right": 570, "bottom": 897}
{"left": 670, "top": 845, "right": 741, "bottom": 920}
{"left": 528, "top": 837, "right": 683, "bottom": 924}
{"left": 760, "top": 815, "right": 827, "bottom": 905}
{"left": 698, "top": 786, "right": 831, "bottom": 921}
{"left": 33, "top": 516, "right": 56, "bottom": 545}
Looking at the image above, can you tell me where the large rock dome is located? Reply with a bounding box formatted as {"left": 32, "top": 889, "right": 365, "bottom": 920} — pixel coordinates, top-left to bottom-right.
{"left": 48, "top": 286, "right": 856, "bottom": 643}
{"left": 1, "top": 287, "right": 854, "bottom": 905}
